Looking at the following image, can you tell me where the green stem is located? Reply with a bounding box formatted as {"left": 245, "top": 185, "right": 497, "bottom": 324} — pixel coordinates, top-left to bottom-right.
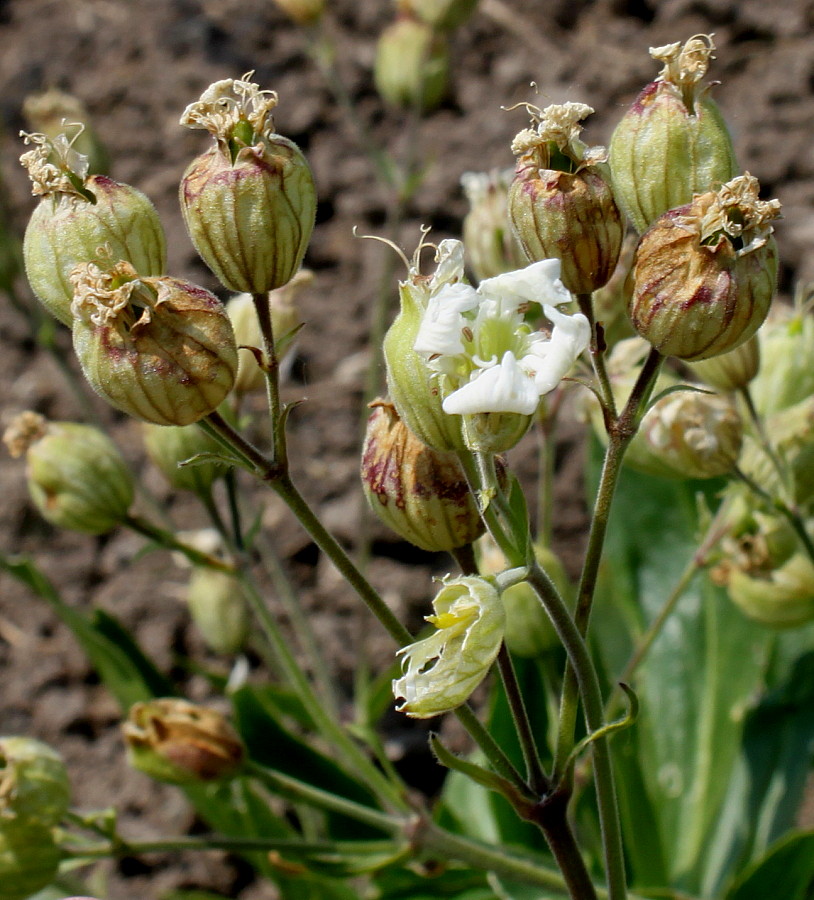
{"left": 122, "top": 514, "right": 236, "bottom": 573}
{"left": 248, "top": 761, "right": 407, "bottom": 834}
{"left": 252, "top": 292, "right": 286, "bottom": 465}
{"left": 576, "top": 292, "right": 616, "bottom": 421}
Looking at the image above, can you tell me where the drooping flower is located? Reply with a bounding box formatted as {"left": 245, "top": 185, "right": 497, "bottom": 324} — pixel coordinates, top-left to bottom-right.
{"left": 393, "top": 575, "right": 504, "bottom": 718}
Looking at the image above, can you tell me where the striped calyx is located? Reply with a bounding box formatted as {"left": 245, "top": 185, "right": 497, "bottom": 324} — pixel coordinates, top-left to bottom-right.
{"left": 609, "top": 34, "right": 737, "bottom": 234}
{"left": 629, "top": 174, "right": 780, "bottom": 361}
{"left": 71, "top": 258, "right": 237, "bottom": 426}
{"left": 179, "top": 74, "right": 316, "bottom": 294}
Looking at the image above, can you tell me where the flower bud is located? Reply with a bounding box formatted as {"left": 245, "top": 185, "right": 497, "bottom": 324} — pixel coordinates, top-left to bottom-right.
{"left": 0, "top": 822, "right": 61, "bottom": 900}
{"left": 23, "top": 88, "right": 109, "bottom": 175}
{"left": 143, "top": 422, "right": 227, "bottom": 495}
{"left": 750, "top": 299, "right": 814, "bottom": 416}
{"left": 726, "top": 552, "right": 814, "bottom": 629}
{"left": 0, "top": 737, "right": 70, "bottom": 829}
{"left": 71, "top": 258, "right": 238, "bottom": 426}
{"left": 610, "top": 35, "right": 737, "bottom": 234}
{"left": 460, "top": 169, "right": 526, "bottom": 281}
{"left": 509, "top": 102, "right": 623, "bottom": 294}
{"left": 629, "top": 174, "right": 780, "bottom": 361}
{"left": 384, "top": 239, "right": 467, "bottom": 452}
{"left": 3, "top": 412, "right": 134, "bottom": 535}
{"left": 123, "top": 699, "right": 244, "bottom": 784}
{"left": 405, "top": 0, "right": 479, "bottom": 31}
{"left": 374, "top": 18, "right": 449, "bottom": 111}
{"left": 227, "top": 270, "right": 309, "bottom": 395}
{"left": 393, "top": 575, "right": 504, "bottom": 718}
{"left": 687, "top": 334, "right": 759, "bottom": 393}
{"left": 20, "top": 131, "right": 165, "bottom": 326}
{"left": 272, "top": 0, "right": 324, "bottom": 25}
{"left": 361, "top": 400, "right": 485, "bottom": 552}
{"left": 633, "top": 389, "right": 743, "bottom": 479}
{"left": 187, "top": 568, "right": 250, "bottom": 655}
{"left": 179, "top": 74, "right": 316, "bottom": 294}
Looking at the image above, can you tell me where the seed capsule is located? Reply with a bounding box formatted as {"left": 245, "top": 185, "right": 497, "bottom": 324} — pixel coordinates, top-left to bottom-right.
{"left": 609, "top": 34, "right": 737, "bottom": 233}
{"left": 3, "top": 412, "right": 134, "bottom": 535}
{"left": 0, "top": 822, "right": 61, "bottom": 900}
{"left": 123, "top": 698, "right": 245, "bottom": 785}
{"left": 509, "top": 102, "right": 622, "bottom": 294}
{"left": 361, "top": 400, "right": 485, "bottom": 552}
{"left": 460, "top": 169, "right": 526, "bottom": 281}
{"left": 143, "top": 422, "right": 228, "bottom": 495}
{"left": 21, "top": 130, "right": 165, "bottom": 326}
{"left": 629, "top": 174, "right": 780, "bottom": 361}
{"left": 0, "top": 737, "right": 70, "bottom": 829}
{"left": 71, "top": 258, "right": 238, "bottom": 426}
{"left": 187, "top": 568, "right": 250, "bottom": 655}
{"left": 179, "top": 74, "right": 316, "bottom": 294}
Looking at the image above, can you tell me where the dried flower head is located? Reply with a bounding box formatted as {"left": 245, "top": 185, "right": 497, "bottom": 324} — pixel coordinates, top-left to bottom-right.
{"left": 180, "top": 72, "right": 279, "bottom": 146}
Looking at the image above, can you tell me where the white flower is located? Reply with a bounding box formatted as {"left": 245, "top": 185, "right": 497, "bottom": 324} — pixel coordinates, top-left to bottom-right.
{"left": 393, "top": 576, "right": 504, "bottom": 719}
{"left": 414, "top": 253, "right": 589, "bottom": 418}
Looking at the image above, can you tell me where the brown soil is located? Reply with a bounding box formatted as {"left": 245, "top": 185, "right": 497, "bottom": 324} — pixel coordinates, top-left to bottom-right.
{"left": 1, "top": 1, "right": 813, "bottom": 897}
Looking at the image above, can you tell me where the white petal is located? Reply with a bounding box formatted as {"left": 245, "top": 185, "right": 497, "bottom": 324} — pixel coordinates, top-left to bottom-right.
{"left": 430, "top": 239, "right": 466, "bottom": 290}
{"left": 442, "top": 351, "right": 540, "bottom": 415}
{"left": 478, "top": 258, "right": 572, "bottom": 311}
{"left": 523, "top": 307, "right": 590, "bottom": 394}
{"left": 414, "top": 282, "right": 480, "bottom": 357}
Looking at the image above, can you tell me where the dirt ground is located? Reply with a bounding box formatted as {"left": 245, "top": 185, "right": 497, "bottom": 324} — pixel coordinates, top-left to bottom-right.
{"left": 1, "top": 1, "right": 813, "bottom": 897}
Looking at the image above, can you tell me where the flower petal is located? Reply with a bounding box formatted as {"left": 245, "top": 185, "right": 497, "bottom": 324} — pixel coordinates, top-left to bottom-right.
{"left": 414, "top": 282, "right": 480, "bottom": 357}
{"left": 442, "top": 350, "right": 540, "bottom": 415}
{"left": 478, "top": 258, "right": 572, "bottom": 311}
{"left": 523, "top": 307, "right": 590, "bottom": 394}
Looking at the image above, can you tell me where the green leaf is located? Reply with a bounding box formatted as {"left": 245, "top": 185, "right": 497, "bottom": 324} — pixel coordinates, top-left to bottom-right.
{"left": 726, "top": 831, "right": 814, "bottom": 900}
{"left": 373, "top": 866, "right": 491, "bottom": 900}
{"left": 231, "top": 684, "right": 382, "bottom": 839}
{"left": 504, "top": 473, "right": 532, "bottom": 564}
{"left": 430, "top": 736, "right": 532, "bottom": 812}
{"left": 0, "top": 553, "right": 172, "bottom": 709}
{"left": 587, "top": 441, "right": 772, "bottom": 891}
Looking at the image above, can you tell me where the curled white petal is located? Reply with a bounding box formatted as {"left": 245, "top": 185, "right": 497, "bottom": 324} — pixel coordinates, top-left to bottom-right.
{"left": 442, "top": 350, "right": 540, "bottom": 415}
{"left": 392, "top": 576, "right": 504, "bottom": 719}
{"left": 523, "top": 307, "right": 590, "bottom": 394}
{"left": 414, "top": 282, "right": 480, "bottom": 357}
{"left": 430, "top": 239, "right": 467, "bottom": 291}
{"left": 478, "top": 258, "right": 572, "bottom": 311}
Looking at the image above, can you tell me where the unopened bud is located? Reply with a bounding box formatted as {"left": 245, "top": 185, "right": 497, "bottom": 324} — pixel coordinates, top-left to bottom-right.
{"left": 509, "top": 102, "right": 623, "bottom": 294}
{"left": 187, "top": 568, "right": 250, "bottom": 655}
{"left": 405, "top": 0, "right": 479, "bottom": 31}
{"left": 374, "top": 18, "right": 449, "bottom": 111}
{"left": 179, "top": 74, "right": 316, "bottom": 294}
{"left": 21, "top": 130, "right": 165, "bottom": 326}
{"left": 393, "top": 575, "right": 504, "bottom": 718}
{"left": 629, "top": 174, "right": 780, "bottom": 360}
{"left": 143, "top": 422, "right": 228, "bottom": 495}
{"left": 272, "top": 0, "right": 324, "bottom": 25}
{"left": 726, "top": 552, "right": 814, "bottom": 628}
{"left": 227, "top": 270, "right": 309, "bottom": 395}
{"left": 687, "top": 334, "right": 759, "bottom": 393}
{"left": 123, "top": 699, "right": 244, "bottom": 784}
{"left": 361, "top": 400, "right": 485, "bottom": 552}
{"left": 460, "top": 169, "right": 526, "bottom": 281}
{"left": 3, "top": 412, "right": 133, "bottom": 535}
{"left": 750, "top": 299, "right": 814, "bottom": 416}
{"left": 0, "top": 737, "right": 70, "bottom": 829}
{"left": 0, "top": 822, "right": 61, "bottom": 900}
{"left": 71, "top": 258, "right": 238, "bottom": 426}
{"left": 633, "top": 389, "right": 743, "bottom": 479}
{"left": 609, "top": 34, "right": 737, "bottom": 233}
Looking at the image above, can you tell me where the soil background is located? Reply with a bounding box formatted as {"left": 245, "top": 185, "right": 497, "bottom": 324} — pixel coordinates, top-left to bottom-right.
{"left": 1, "top": 1, "right": 813, "bottom": 898}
